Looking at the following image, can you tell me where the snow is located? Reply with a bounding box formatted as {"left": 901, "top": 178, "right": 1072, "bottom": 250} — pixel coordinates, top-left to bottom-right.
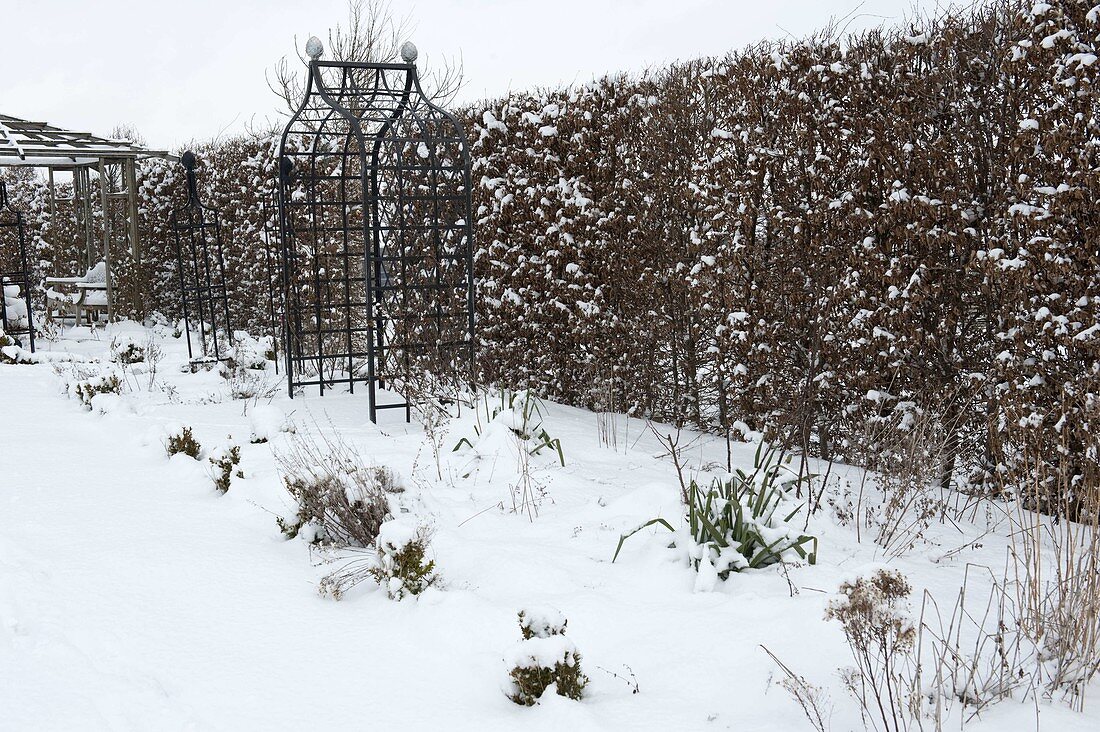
{"left": 2, "top": 323, "right": 1099, "bottom": 730}
{"left": 249, "top": 403, "right": 293, "bottom": 443}
{"left": 2, "top": 285, "right": 28, "bottom": 327}
{"left": 482, "top": 111, "right": 508, "bottom": 134}
{"left": 519, "top": 606, "right": 568, "bottom": 638}
{"left": 228, "top": 331, "right": 272, "bottom": 371}
{"left": 376, "top": 519, "right": 420, "bottom": 554}
{"left": 504, "top": 634, "right": 578, "bottom": 670}
{"left": 162, "top": 420, "right": 194, "bottom": 446}
{"left": 89, "top": 391, "right": 131, "bottom": 416}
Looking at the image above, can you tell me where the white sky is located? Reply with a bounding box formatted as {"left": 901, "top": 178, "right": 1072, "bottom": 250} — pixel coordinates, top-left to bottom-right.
{"left": 5, "top": 0, "right": 932, "bottom": 150}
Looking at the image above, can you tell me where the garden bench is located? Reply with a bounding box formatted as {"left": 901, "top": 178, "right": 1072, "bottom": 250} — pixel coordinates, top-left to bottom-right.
{"left": 45, "top": 261, "right": 108, "bottom": 327}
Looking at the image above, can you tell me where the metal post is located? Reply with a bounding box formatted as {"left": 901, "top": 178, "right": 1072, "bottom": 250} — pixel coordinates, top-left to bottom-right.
{"left": 168, "top": 151, "right": 234, "bottom": 363}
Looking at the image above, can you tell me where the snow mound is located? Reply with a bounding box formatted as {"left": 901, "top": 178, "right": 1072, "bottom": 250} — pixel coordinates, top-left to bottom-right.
{"left": 376, "top": 519, "right": 419, "bottom": 555}
{"left": 519, "top": 606, "right": 568, "bottom": 638}
{"left": 504, "top": 634, "right": 578, "bottom": 670}
{"left": 89, "top": 392, "right": 131, "bottom": 417}
{"left": 249, "top": 404, "right": 293, "bottom": 443}
{"left": 229, "top": 331, "right": 273, "bottom": 370}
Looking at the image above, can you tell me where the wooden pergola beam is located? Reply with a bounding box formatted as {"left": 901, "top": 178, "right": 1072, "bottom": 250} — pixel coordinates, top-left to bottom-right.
{"left": 0, "top": 113, "right": 173, "bottom": 163}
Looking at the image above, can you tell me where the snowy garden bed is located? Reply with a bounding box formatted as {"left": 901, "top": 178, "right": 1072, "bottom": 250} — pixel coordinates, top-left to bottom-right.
{"left": 1, "top": 322, "right": 1097, "bottom": 730}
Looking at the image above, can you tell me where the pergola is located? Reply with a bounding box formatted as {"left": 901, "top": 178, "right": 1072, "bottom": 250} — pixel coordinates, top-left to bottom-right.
{"left": 0, "top": 113, "right": 172, "bottom": 321}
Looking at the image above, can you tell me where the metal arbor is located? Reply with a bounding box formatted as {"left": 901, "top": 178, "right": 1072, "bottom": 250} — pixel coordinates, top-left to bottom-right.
{"left": 169, "top": 151, "right": 233, "bottom": 363}
{"left": 0, "top": 180, "right": 35, "bottom": 351}
{"left": 276, "top": 39, "right": 476, "bottom": 423}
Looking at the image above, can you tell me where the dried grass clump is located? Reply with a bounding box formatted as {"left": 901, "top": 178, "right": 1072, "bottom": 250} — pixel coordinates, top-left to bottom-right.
{"left": 275, "top": 429, "right": 395, "bottom": 547}
{"left": 826, "top": 569, "right": 918, "bottom": 732}
{"left": 760, "top": 646, "right": 832, "bottom": 732}
{"left": 1005, "top": 449, "right": 1100, "bottom": 705}
{"left": 849, "top": 398, "right": 954, "bottom": 558}
{"left": 221, "top": 362, "right": 279, "bottom": 401}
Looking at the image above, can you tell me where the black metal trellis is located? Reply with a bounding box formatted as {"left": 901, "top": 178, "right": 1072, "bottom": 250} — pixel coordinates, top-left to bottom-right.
{"left": 169, "top": 151, "right": 233, "bottom": 363}
{"left": 276, "top": 39, "right": 476, "bottom": 423}
{"left": 0, "top": 180, "right": 35, "bottom": 352}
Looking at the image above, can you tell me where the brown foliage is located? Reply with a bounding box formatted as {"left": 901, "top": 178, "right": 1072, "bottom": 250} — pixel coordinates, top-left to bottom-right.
{"left": 6, "top": 0, "right": 1097, "bottom": 511}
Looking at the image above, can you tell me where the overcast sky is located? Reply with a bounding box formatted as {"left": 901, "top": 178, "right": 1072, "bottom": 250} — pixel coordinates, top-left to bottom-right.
{"left": 6, "top": 0, "right": 933, "bottom": 150}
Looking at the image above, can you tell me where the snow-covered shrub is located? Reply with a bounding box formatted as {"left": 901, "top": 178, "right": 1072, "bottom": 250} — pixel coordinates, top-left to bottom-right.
{"left": 68, "top": 372, "right": 122, "bottom": 410}
{"left": 453, "top": 389, "right": 565, "bottom": 466}
{"left": 208, "top": 438, "right": 241, "bottom": 493}
{"left": 53, "top": 362, "right": 124, "bottom": 407}
{"left": 222, "top": 361, "right": 278, "bottom": 400}
{"left": 109, "top": 332, "right": 147, "bottom": 364}
{"left": 165, "top": 423, "right": 202, "bottom": 459}
{"left": 145, "top": 310, "right": 173, "bottom": 334}
{"left": 228, "top": 331, "right": 273, "bottom": 370}
{"left": 366, "top": 521, "right": 439, "bottom": 600}
{"left": 0, "top": 330, "right": 23, "bottom": 364}
{"left": 371, "top": 465, "right": 403, "bottom": 494}
{"left": 274, "top": 431, "right": 394, "bottom": 546}
{"left": 826, "top": 570, "right": 918, "bottom": 732}
{"left": 248, "top": 404, "right": 294, "bottom": 443}
{"left": 518, "top": 606, "right": 568, "bottom": 640}
{"left": 505, "top": 607, "right": 588, "bottom": 705}
{"left": 613, "top": 443, "right": 817, "bottom": 587}
{"left": 88, "top": 391, "right": 131, "bottom": 416}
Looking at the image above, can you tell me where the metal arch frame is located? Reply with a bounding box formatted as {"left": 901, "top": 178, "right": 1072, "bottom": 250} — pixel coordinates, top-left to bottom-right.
{"left": 0, "top": 180, "right": 35, "bottom": 352}
{"left": 168, "top": 152, "right": 234, "bottom": 363}
{"left": 275, "top": 50, "right": 476, "bottom": 423}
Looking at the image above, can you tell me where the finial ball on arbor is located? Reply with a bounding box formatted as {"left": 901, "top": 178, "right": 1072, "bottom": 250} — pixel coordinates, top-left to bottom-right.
{"left": 400, "top": 41, "right": 418, "bottom": 64}
{"left": 305, "top": 36, "right": 324, "bottom": 60}
{"left": 181, "top": 150, "right": 196, "bottom": 171}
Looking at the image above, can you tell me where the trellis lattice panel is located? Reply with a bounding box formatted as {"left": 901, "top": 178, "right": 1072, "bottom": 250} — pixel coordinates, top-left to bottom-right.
{"left": 276, "top": 50, "right": 475, "bottom": 423}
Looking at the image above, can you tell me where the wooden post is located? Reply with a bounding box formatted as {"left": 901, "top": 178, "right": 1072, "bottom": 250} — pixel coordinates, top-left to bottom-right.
{"left": 125, "top": 158, "right": 142, "bottom": 317}
{"left": 75, "top": 167, "right": 96, "bottom": 270}
{"left": 47, "top": 167, "right": 56, "bottom": 219}
{"left": 84, "top": 168, "right": 96, "bottom": 270}
{"left": 97, "top": 158, "right": 113, "bottom": 323}
{"left": 126, "top": 158, "right": 140, "bottom": 262}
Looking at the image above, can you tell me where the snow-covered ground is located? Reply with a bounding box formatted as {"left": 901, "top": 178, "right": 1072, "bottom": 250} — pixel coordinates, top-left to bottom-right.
{"left": 1, "top": 323, "right": 1097, "bottom": 731}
